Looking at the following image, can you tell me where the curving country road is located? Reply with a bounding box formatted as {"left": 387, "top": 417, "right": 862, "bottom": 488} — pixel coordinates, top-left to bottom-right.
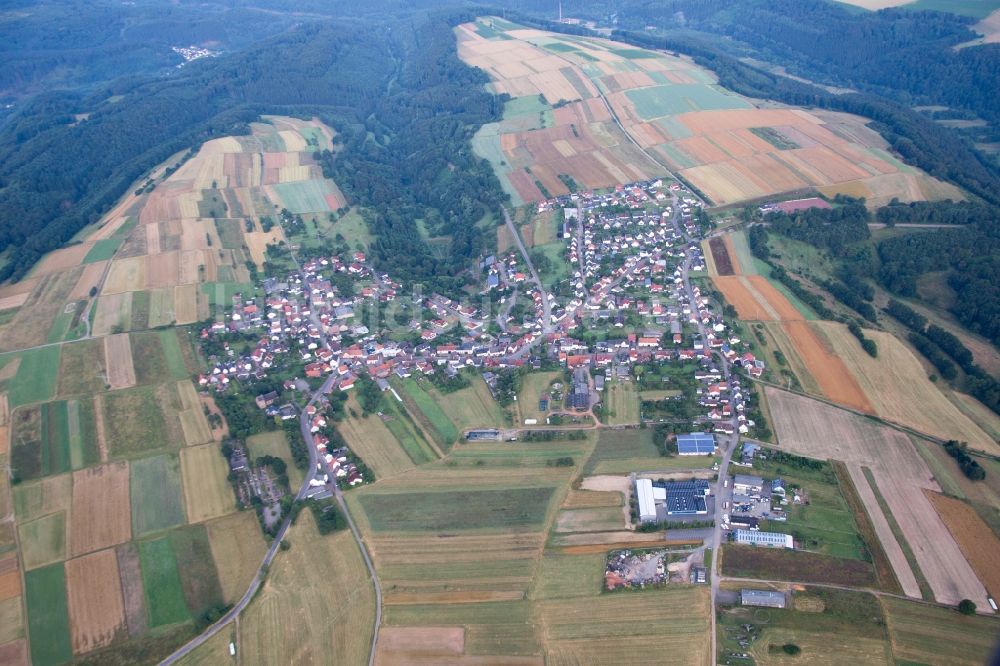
{"left": 502, "top": 206, "right": 552, "bottom": 335}
{"left": 161, "top": 248, "right": 382, "bottom": 665}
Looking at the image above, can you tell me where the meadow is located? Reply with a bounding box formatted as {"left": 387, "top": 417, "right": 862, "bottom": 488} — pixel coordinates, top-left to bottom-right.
{"left": 139, "top": 537, "right": 191, "bottom": 627}
{"left": 24, "top": 563, "right": 73, "bottom": 666}
{"left": 131, "top": 454, "right": 186, "bottom": 536}
{"left": 358, "top": 487, "right": 555, "bottom": 532}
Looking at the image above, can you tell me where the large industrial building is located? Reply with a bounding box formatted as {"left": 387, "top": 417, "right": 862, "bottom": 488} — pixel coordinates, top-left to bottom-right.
{"left": 733, "top": 529, "right": 793, "bottom": 549}
{"left": 676, "top": 432, "right": 717, "bottom": 456}
{"left": 636, "top": 478, "right": 711, "bottom": 522}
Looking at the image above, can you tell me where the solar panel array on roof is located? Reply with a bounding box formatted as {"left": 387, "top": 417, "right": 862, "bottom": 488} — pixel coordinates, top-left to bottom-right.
{"left": 676, "top": 432, "right": 716, "bottom": 455}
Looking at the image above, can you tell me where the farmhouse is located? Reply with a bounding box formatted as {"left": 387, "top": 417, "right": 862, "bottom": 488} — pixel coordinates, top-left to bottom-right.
{"left": 733, "top": 529, "right": 793, "bottom": 549}
{"left": 741, "top": 588, "right": 787, "bottom": 609}
{"left": 676, "top": 432, "right": 717, "bottom": 456}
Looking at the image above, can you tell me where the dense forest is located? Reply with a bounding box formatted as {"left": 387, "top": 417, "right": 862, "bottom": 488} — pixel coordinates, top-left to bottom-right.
{"left": 0, "top": 8, "right": 507, "bottom": 293}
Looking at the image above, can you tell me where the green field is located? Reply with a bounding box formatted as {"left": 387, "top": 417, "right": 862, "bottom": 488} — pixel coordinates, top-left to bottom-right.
{"left": 10, "top": 400, "right": 89, "bottom": 481}
{"left": 131, "top": 454, "right": 187, "bottom": 536}
{"left": 9, "top": 346, "right": 60, "bottom": 407}
{"left": 626, "top": 84, "right": 750, "bottom": 120}
{"left": 882, "top": 595, "right": 1000, "bottom": 665}
{"left": 358, "top": 486, "right": 555, "bottom": 532}
{"left": 530, "top": 552, "right": 606, "bottom": 599}
{"left": 754, "top": 455, "right": 867, "bottom": 560}
{"left": 434, "top": 378, "right": 507, "bottom": 430}
{"left": 272, "top": 179, "right": 340, "bottom": 214}
{"left": 83, "top": 237, "right": 123, "bottom": 263}
{"left": 149, "top": 289, "right": 175, "bottom": 328}
{"left": 57, "top": 339, "right": 106, "bottom": 397}
{"left": 131, "top": 289, "right": 150, "bottom": 329}
{"left": 201, "top": 282, "right": 254, "bottom": 308}
{"left": 170, "top": 524, "right": 225, "bottom": 618}
{"left": 159, "top": 329, "right": 189, "bottom": 379}
{"left": 213, "top": 219, "right": 244, "bottom": 250}
{"left": 103, "top": 385, "right": 173, "bottom": 457}
{"left": 719, "top": 587, "right": 891, "bottom": 664}
{"left": 247, "top": 430, "right": 304, "bottom": 490}
{"left": 380, "top": 397, "right": 437, "bottom": 465}
{"left": 329, "top": 208, "right": 374, "bottom": 248}
{"left": 602, "top": 381, "right": 641, "bottom": 425}
{"left": 585, "top": 429, "right": 711, "bottom": 475}
{"left": 18, "top": 511, "right": 66, "bottom": 570}
{"left": 24, "top": 563, "right": 73, "bottom": 666}
{"left": 46, "top": 301, "right": 84, "bottom": 344}
{"left": 139, "top": 536, "right": 191, "bottom": 627}
{"left": 400, "top": 379, "right": 460, "bottom": 449}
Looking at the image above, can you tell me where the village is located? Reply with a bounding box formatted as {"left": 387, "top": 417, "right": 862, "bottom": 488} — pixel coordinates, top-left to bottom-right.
{"left": 195, "top": 178, "right": 771, "bottom": 536}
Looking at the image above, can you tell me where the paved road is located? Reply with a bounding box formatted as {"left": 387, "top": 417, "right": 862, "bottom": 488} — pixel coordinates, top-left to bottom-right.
{"left": 161, "top": 253, "right": 383, "bottom": 666}
{"left": 502, "top": 206, "right": 552, "bottom": 335}
{"left": 670, "top": 197, "right": 739, "bottom": 663}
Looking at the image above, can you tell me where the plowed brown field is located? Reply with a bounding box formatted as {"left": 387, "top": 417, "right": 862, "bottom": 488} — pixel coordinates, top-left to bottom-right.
{"left": 66, "top": 549, "right": 126, "bottom": 654}
{"left": 70, "top": 462, "right": 131, "bottom": 556}
{"left": 783, "top": 320, "right": 873, "bottom": 413}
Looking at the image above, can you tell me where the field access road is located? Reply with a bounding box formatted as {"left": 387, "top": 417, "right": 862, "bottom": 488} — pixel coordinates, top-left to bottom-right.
{"left": 161, "top": 250, "right": 383, "bottom": 666}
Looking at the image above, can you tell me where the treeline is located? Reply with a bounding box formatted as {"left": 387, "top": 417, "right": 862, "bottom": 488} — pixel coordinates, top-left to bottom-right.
{"left": 875, "top": 199, "right": 993, "bottom": 227}
{"left": 608, "top": 0, "right": 1000, "bottom": 126}
{"left": 763, "top": 196, "right": 871, "bottom": 257}
{"left": 0, "top": 9, "right": 508, "bottom": 295}
{"left": 885, "top": 300, "right": 1000, "bottom": 413}
{"left": 944, "top": 440, "right": 985, "bottom": 481}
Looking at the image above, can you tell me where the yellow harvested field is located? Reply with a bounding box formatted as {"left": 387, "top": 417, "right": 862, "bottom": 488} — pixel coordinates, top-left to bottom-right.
{"left": 91, "top": 292, "right": 132, "bottom": 338}
{"left": 144, "top": 223, "right": 161, "bottom": 255}
{"left": 102, "top": 257, "right": 146, "bottom": 295}
{"left": 70, "top": 462, "right": 131, "bottom": 557}
{"left": 239, "top": 514, "right": 375, "bottom": 664}
{"left": 206, "top": 511, "right": 267, "bottom": 604}
{"left": 817, "top": 322, "right": 996, "bottom": 452}
{"left": 103, "top": 334, "right": 136, "bottom": 390}
{"left": 538, "top": 588, "right": 711, "bottom": 664}
{"left": 30, "top": 243, "right": 93, "bottom": 278}
{"left": 244, "top": 229, "right": 285, "bottom": 267}
{"left": 174, "top": 283, "right": 199, "bottom": 325}
{"left": 336, "top": 395, "right": 415, "bottom": 479}
{"left": 766, "top": 387, "right": 990, "bottom": 607}
{"left": 65, "top": 549, "right": 126, "bottom": 655}
{"left": 68, "top": 261, "right": 108, "bottom": 301}
{"left": 180, "top": 443, "right": 236, "bottom": 523}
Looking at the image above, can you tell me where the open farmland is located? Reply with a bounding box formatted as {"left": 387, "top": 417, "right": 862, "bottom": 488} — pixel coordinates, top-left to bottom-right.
{"left": 65, "top": 549, "right": 127, "bottom": 655}
{"left": 104, "top": 334, "right": 136, "bottom": 390}
{"left": 24, "top": 563, "right": 73, "bottom": 666}
{"left": 432, "top": 378, "right": 506, "bottom": 431}
{"left": 925, "top": 491, "right": 1000, "bottom": 598}
{"left": 205, "top": 511, "right": 267, "bottom": 605}
{"left": 882, "top": 596, "right": 1000, "bottom": 665}
{"left": 818, "top": 321, "right": 997, "bottom": 451}
{"left": 358, "top": 487, "right": 555, "bottom": 532}
{"left": 238, "top": 512, "right": 375, "bottom": 665}
{"left": 335, "top": 395, "right": 416, "bottom": 479}
{"left": 538, "top": 588, "right": 711, "bottom": 665}
{"left": 766, "top": 387, "right": 990, "bottom": 607}
{"left": 70, "top": 461, "right": 131, "bottom": 557}
{"left": 131, "top": 454, "right": 186, "bottom": 536}
{"left": 179, "top": 444, "right": 236, "bottom": 523}
{"left": 457, "top": 19, "right": 955, "bottom": 207}
{"left": 138, "top": 537, "right": 190, "bottom": 628}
